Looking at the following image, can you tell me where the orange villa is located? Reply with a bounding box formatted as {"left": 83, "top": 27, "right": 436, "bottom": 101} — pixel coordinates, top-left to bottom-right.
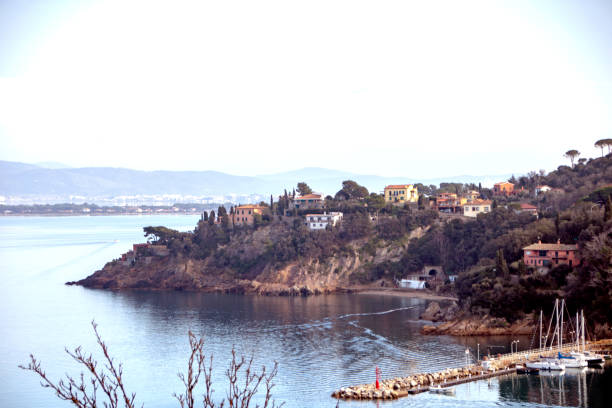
{"left": 523, "top": 239, "right": 579, "bottom": 272}
{"left": 493, "top": 181, "right": 514, "bottom": 196}
{"left": 232, "top": 204, "right": 265, "bottom": 225}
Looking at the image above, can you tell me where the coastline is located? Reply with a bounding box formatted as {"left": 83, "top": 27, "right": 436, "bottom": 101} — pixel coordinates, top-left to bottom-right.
{"left": 353, "top": 288, "right": 458, "bottom": 301}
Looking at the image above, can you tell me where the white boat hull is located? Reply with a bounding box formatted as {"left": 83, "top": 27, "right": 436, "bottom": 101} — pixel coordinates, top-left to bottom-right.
{"left": 526, "top": 360, "right": 565, "bottom": 371}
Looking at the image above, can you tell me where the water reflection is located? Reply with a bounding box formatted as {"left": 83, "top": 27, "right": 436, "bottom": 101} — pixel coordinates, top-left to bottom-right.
{"left": 2, "top": 216, "right": 611, "bottom": 408}
{"left": 498, "top": 362, "right": 612, "bottom": 408}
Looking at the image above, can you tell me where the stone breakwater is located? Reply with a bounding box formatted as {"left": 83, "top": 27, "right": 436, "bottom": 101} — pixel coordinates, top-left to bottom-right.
{"left": 332, "top": 339, "right": 612, "bottom": 401}
{"left": 332, "top": 365, "right": 490, "bottom": 401}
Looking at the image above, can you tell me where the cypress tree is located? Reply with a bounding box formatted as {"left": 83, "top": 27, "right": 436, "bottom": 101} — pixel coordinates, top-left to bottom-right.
{"left": 496, "top": 248, "right": 509, "bottom": 279}
{"left": 208, "top": 210, "right": 215, "bottom": 226}
{"left": 605, "top": 196, "right": 612, "bottom": 222}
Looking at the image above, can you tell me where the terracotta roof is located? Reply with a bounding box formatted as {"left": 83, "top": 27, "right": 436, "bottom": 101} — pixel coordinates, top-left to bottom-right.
{"left": 494, "top": 181, "right": 514, "bottom": 186}
{"left": 523, "top": 243, "right": 578, "bottom": 251}
{"left": 465, "top": 199, "right": 492, "bottom": 205}
{"left": 385, "top": 184, "right": 415, "bottom": 189}
{"left": 520, "top": 203, "right": 537, "bottom": 210}
{"left": 235, "top": 204, "right": 265, "bottom": 209}
{"left": 295, "top": 194, "right": 322, "bottom": 200}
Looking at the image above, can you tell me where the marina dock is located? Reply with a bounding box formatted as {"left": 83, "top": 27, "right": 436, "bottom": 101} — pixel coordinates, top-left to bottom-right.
{"left": 332, "top": 339, "right": 612, "bottom": 401}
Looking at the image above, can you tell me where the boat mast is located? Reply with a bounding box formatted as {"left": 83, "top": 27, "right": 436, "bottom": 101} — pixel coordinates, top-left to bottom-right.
{"left": 581, "top": 309, "right": 585, "bottom": 352}
{"left": 576, "top": 312, "right": 579, "bottom": 350}
{"left": 560, "top": 299, "right": 564, "bottom": 351}
{"left": 539, "top": 309, "right": 543, "bottom": 350}
{"left": 549, "top": 299, "right": 558, "bottom": 351}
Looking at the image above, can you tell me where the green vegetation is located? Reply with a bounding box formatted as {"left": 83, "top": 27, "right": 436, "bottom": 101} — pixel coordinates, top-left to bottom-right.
{"left": 135, "top": 152, "right": 612, "bottom": 328}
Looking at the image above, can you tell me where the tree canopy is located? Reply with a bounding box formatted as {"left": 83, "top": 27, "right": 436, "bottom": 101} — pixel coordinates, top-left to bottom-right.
{"left": 296, "top": 182, "right": 312, "bottom": 196}
{"left": 335, "top": 180, "right": 368, "bottom": 200}
{"left": 564, "top": 149, "right": 580, "bottom": 168}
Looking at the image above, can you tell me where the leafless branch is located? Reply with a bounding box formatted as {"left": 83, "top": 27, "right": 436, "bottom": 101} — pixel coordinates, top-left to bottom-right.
{"left": 21, "top": 323, "right": 282, "bottom": 408}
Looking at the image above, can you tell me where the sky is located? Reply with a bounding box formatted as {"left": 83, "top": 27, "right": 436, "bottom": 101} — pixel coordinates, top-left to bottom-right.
{"left": 0, "top": 0, "right": 611, "bottom": 178}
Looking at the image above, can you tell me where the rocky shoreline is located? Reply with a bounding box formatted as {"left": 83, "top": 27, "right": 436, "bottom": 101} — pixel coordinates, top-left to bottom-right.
{"left": 418, "top": 301, "right": 535, "bottom": 336}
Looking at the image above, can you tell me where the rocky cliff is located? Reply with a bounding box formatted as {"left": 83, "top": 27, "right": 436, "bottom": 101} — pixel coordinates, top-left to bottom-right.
{"left": 70, "top": 223, "right": 412, "bottom": 295}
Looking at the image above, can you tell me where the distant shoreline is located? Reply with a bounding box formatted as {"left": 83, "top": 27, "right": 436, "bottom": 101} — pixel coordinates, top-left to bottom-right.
{"left": 0, "top": 212, "right": 202, "bottom": 217}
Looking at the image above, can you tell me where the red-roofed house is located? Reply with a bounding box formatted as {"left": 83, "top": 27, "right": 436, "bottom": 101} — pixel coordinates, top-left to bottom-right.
{"left": 288, "top": 193, "right": 324, "bottom": 214}
{"left": 518, "top": 203, "right": 538, "bottom": 216}
{"left": 523, "top": 239, "right": 579, "bottom": 272}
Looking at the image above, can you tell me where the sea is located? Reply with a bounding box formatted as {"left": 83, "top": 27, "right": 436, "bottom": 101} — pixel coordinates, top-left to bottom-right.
{"left": 0, "top": 215, "right": 610, "bottom": 408}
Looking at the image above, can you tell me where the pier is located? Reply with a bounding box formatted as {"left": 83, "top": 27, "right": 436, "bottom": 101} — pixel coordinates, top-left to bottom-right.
{"left": 331, "top": 339, "right": 612, "bottom": 401}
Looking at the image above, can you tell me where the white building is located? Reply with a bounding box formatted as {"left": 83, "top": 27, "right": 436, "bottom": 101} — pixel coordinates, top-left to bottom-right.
{"left": 463, "top": 199, "right": 492, "bottom": 218}
{"left": 535, "top": 185, "right": 552, "bottom": 196}
{"left": 305, "top": 212, "right": 343, "bottom": 230}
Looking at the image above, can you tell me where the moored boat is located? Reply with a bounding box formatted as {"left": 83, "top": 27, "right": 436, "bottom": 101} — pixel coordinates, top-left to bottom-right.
{"left": 429, "top": 385, "right": 455, "bottom": 395}
{"left": 526, "top": 359, "right": 565, "bottom": 371}
{"left": 516, "top": 365, "right": 539, "bottom": 374}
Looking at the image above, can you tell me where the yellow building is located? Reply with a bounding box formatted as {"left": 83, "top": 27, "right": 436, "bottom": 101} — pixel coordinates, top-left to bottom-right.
{"left": 384, "top": 184, "right": 418, "bottom": 204}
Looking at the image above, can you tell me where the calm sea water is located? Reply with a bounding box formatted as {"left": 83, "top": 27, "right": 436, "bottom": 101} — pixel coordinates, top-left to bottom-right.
{"left": 0, "top": 215, "right": 610, "bottom": 408}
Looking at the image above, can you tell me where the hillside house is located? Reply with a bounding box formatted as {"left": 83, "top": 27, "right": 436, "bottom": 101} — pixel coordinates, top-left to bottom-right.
{"left": 435, "top": 192, "right": 466, "bottom": 213}
{"left": 288, "top": 193, "right": 324, "bottom": 214}
{"left": 384, "top": 184, "right": 418, "bottom": 204}
{"left": 466, "top": 190, "right": 480, "bottom": 202}
{"left": 517, "top": 203, "right": 538, "bottom": 217}
{"left": 493, "top": 181, "right": 514, "bottom": 196}
{"left": 523, "top": 239, "right": 579, "bottom": 273}
{"left": 535, "top": 185, "right": 552, "bottom": 196}
{"left": 305, "top": 212, "right": 343, "bottom": 230}
{"left": 233, "top": 204, "right": 265, "bottom": 225}
{"left": 463, "top": 199, "right": 492, "bottom": 217}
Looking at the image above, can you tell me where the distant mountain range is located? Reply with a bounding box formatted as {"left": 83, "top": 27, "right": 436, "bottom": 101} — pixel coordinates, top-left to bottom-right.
{"left": 0, "top": 160, "right": 513, "bottom": 201}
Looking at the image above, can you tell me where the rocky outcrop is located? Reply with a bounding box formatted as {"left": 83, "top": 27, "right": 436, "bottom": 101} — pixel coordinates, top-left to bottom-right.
{"left": 68, "top": 229, "right": 410, "bottom": 295}
{"left": 421, "top": 314, "right": 535, "bottom": 336}
{"left": 419, "top": 301, "right": 459, "bottom": 322}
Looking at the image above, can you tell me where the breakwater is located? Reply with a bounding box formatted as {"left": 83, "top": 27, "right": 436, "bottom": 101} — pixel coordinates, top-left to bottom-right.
{"left": 332, "top": 339, "right": 612, "bottom": 401}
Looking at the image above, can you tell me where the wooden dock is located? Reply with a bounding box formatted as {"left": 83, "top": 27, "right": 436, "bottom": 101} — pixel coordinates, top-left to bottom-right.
{"left": 332, "top": 339, "right": 612, "bottom": 401}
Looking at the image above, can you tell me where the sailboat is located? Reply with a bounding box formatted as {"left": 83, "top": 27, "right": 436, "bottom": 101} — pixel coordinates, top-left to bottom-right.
{"left": 572, "top": 310, "right": 604, "bottom": 367}
{"left": 543, "top": 299, "right": 586, "bottom": 368}
{"left": 526, "top": 304, "right": 565, "bottom": 371}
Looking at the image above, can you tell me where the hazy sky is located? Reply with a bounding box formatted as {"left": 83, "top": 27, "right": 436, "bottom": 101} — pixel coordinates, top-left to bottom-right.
{"left": 1, "top": 0, "right": 611, "bottom": 177}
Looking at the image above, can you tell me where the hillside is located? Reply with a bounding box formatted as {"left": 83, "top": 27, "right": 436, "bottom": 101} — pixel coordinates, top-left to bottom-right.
{"left": 73, "top": 155, "right": 612, "bottom": 335}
